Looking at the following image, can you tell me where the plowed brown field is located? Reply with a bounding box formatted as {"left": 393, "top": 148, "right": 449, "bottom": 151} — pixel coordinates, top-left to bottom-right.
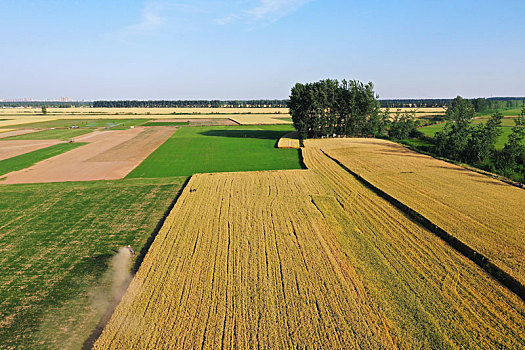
{"left": 0, "top": 140, "right": 61, "bottom": 161}
{"left": 1, "top": 127, "right": 174, "bottom": 183}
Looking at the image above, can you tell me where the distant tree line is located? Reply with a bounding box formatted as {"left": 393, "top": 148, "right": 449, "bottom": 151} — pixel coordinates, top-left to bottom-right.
{"left": 380, "top": 99, "right": 450, "bottom": 108}
{"left": 380, "top": 97, "right": 525, "bottom": 111}
{"left": 92, "top": 100, "right": 289, "bottom": 108}
{"left": 0, "top": 102, "right": 90, "bottom": 108}
{"left": 2, "top": 97, "right": 523, "bottom": 111}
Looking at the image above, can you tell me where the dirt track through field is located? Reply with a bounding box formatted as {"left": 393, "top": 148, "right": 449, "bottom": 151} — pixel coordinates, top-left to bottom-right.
{"left": 0, "top": 140, "right": 62, "bottom": 161}
{"left": 0, "top": 127, "right": 174, "bottom": 183}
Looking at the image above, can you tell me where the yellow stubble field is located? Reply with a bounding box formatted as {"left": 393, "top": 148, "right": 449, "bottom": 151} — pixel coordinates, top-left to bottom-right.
{"left": 306, "top": 137, "right": 525, "bottom": 287}
{"left": 94, "top": 144, "right": 525, "bottom": 349}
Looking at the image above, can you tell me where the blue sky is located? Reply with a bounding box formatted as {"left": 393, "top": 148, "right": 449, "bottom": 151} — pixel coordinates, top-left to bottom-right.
{"left": 1, "top": 0, "right": 524, "bottom": 100}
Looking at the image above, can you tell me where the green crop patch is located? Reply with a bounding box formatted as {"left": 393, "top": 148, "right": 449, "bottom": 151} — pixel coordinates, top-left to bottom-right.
{"left": 126, "top": 125, "right": 302, "bottom": 178}
{"left": 142, "top": 121, "right": 189, "bottom": 126}
{"left": 0, "top": 143, "right": 86, "bottom": 177}
{"left": 2, "top": 128, "right": 93, "bottom": 141}
{"left": 0, "top": 177, "right": 186, "bottom": 348}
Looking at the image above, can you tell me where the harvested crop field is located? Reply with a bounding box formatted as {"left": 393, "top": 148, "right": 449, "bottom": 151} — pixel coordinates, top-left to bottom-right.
{"left": 306, "top": 137, "right": 525, "bottom": 287}
{"left": 0, "top": 140, "right": 61, "bottom": 161}
{"left": 95, "top": 147, "right": 525, "bottom": 349}
{"left": 1, "top": 127, "right": 174, "bottom": 184}
{"left": 95, "top": 170, "right": 399, "bottom": 349}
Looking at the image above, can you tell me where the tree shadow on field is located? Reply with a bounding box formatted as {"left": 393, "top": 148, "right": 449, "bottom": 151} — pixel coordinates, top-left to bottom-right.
{"left": 199, "top": 129, "right": 287, "bottom": 141}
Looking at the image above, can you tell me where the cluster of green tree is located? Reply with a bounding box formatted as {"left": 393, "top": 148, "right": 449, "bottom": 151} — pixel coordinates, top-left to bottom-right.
{"left": 387, "top": 110, "right": 420, "bottom": 139}
{"left": 0, "top": 102, "right": 89, "bottom": 108}
{"left": 92, "top": 100, "right": 288, "bottom": 108}
{"left": 288, "top": 79, "right": 388, "bottom": 139}
{"left": 472, "top": 97, "right": 525, "bottom": 113}
{"left": 431, "top": 97, "right": 525, "bottom": 180}
{"left": 288, "top": 79, "right": 424, "bottom": 141}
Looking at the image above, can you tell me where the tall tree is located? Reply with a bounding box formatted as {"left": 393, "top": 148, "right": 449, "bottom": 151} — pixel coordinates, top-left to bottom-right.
{"left": 463, "top": 112, "right": 503, "bottom": 165}
{"left": 435, "top": 96, "right": 475, "bottom": 159}
{"left": 289, "top": 79, "right": 382, "bottom": 140}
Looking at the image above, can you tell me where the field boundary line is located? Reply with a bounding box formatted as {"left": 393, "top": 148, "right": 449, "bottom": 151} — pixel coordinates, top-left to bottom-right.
{"left": 320, "top": 149, "right": 525, "bottom": 302}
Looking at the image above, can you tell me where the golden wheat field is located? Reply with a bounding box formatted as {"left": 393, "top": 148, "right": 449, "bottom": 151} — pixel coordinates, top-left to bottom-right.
{"left": 307, "top": 138, "right": 525, "bottom": 287}
{"left": 94, "top": 145, "right": 525, "bottom": 349}
{"left": 94, "top": 170, "right": 399, "bottom": 349}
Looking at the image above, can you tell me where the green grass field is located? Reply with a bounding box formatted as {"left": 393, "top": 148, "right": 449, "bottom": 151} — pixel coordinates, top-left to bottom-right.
{"left": 473, "top": 116, "right": 518, "bottom": 126}
{"left": 142, "top": 121, "right": 189, "bottom": 126}
{"left": 127, "top": 125, "right": 303, "bottom": 178}
{"left": 8, "top": 119, "right": 150, "bottom": 129}
{"left": 0, "top": 177, "right": 186, "bottom": 349}
{"left": 0, "top": 143, "right": 86, "bottom": 177}
{"left": 2, "top": 128, "right": 93, "bottom": 141}
{"left": 477, "top": 108, "right": 523, "bottom": 118}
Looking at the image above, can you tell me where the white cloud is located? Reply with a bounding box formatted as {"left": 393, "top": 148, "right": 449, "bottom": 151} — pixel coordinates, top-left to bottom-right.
{"left": 117, "top": 0, "right": 309, "bottom": 39}
{"left": 120, "top": 2, "right": 166, "bottom": 36}
{"left": 248, "top": 0, "right": 311, "bottom": 20}
{"left": 217, "top": 0, "right": 313, "bottom": 25}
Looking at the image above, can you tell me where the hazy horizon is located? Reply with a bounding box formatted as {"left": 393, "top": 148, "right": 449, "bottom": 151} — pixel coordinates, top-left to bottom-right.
{"left": 1, "top": 0, "right": 524, "bottom": 100}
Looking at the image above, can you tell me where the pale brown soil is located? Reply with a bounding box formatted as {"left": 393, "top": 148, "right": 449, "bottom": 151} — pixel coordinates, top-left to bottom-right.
{"left": 0, "top": 127, "right": 174, "bottom": 184}
{"left": 0, "top": 129, "right": 39, "bottom": 139}
{"left": 88, "top": 127, "right": 174, "bottom": 162}
{"left": 150, "top": 118, "right": 238, "bottom": 126}
{"left": 0, "top": 140, "right": 62, "bottom": 161}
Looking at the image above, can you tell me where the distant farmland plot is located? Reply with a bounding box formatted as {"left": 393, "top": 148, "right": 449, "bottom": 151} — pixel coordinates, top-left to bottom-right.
{"left": 0, "top": 143, "right": 85, "bottom": 177}
{"left": 142, "top": 121, "right": 189, "bottom": 126}
{"left": 0, "top": 107, "right": 289, "bottom": 116}
{"left": 2, "top": 128, "right": 93, "bottom": 141}
{"left": 0, "top": 177, "right": 186, "bottom": 349}
{"left": 5, "top": 119, "right": 150, "bottom": 129}
{"left": 127, "top": 125, "right": 303, "bottom": 178}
